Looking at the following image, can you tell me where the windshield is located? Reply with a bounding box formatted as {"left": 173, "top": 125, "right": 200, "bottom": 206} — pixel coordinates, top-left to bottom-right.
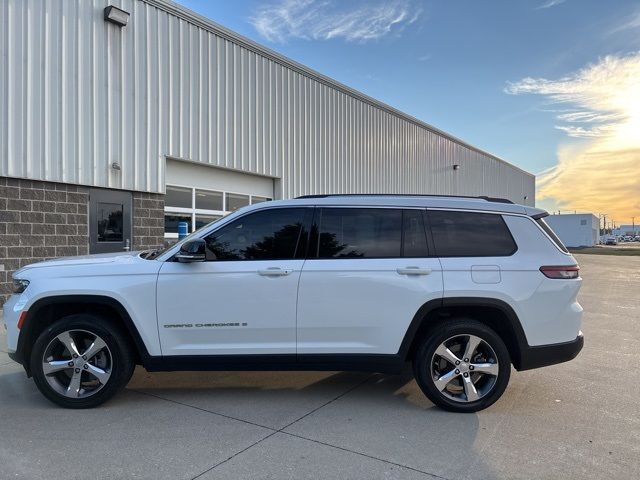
{"left": 140, "top": 216, "right": 227, "bottom": 260}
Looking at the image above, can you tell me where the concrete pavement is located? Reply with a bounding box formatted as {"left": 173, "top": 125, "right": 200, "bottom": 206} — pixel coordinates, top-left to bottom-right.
{"left": 1, "top": 253, "right": 638, "bottom": 479}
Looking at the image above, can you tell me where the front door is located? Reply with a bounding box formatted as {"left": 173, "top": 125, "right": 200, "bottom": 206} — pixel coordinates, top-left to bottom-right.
{"left": 157, "top": 207, "right": 312, "bottom": 356}
{"left": 89, "top": 189, "right": 132, "bottom": 254}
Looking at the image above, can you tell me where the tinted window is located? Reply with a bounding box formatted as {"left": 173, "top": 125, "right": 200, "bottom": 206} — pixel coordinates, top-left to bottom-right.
{"left": 204, "top": 208, "right": 309, "bottom": 261}
{"left": 166, "top": 186, "right": 192, "bottom": 208}
{"left": 403, "top": 210, "right": 429, "bottom": 257}
{"left": 317, "top": 208, "right": 402, "bottom": 258}
{"left": 429, "top": 211, "right": 517, "bottom": 257}
{"left": 165, "top": 213, "right": 192, "bottom": 234}
{"left": 97, "top": 203, "right": 123, "bottom": 242}
{"left": 195, "top": 189, "right": 223, "bottom": 210}
{"left": 225, "top": 193, "right": 250, "bottom": 212}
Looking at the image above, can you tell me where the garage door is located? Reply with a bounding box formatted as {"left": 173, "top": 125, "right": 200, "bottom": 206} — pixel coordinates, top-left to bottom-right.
{"left": 164, "top": 159, "right": 275, "bottom": 239}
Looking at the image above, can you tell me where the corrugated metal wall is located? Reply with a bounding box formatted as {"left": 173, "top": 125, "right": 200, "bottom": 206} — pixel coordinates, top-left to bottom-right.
{"left": 0, "top": 0, "right": 535, "bottom": 204}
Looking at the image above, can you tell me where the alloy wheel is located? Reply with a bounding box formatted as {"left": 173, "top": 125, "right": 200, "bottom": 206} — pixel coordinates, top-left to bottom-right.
{"left": 41, "top": 329, "right": 113, "bottom": 399}
{"left": 430, "top": 334, "right": 499, "bottom": 403}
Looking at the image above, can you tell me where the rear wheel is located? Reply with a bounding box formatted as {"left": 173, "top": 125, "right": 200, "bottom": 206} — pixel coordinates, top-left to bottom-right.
{"left": 413, "top": 319, "right": 510, "bottom": 412}
{"left": 30, "top": 314, "right": 135, "bottom": 408}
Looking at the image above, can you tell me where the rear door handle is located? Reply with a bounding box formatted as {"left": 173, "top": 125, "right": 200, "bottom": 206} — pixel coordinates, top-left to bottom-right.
{"left": 258, "top": 267, "right": 293, "bottom": 277}
{"left": 396, "top": 267, "right": 432, "bottom": 276}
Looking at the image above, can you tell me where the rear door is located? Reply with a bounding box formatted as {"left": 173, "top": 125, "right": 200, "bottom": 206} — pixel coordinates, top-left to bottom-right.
{"left": 296, "top": 207, "right": 443, "bottom": 355}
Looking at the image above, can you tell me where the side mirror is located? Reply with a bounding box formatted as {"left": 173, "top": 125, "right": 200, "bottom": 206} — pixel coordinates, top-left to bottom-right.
{"left": 175, "top": 238, "right": 207, "bottom": 263}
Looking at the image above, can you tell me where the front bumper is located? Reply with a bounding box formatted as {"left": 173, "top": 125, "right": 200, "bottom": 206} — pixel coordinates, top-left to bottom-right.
{"left": 517, "top": 331, "right": 584, "bottom": 371}
{"left": 3, "top": 294, "right": 25, "bottom": 365}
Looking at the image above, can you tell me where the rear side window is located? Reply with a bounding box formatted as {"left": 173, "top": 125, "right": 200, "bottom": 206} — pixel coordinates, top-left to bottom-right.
{"left": 428, "top": 210, "right": 517, "bottom": 257}
{"left": 535, "top": 217, "right": 569, "bottom": 253}
{"left": 317, "top": 208, "right": 402, "bottom": 258}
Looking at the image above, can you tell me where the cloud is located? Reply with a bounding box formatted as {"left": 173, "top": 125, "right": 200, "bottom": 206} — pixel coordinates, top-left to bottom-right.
{"left": 250, "top": 0, "right": 421, "bottom": 43}
{"left": 506, "top": 53, "right": 640, "bottom": 221}
{"left": 505, "top": 53, "right": 640, "bottom": 141}
{"left": 536, "top": 0, "right": 567, "bottom": 9}
{"left": 610, "top": 11, "right": 640, "bottom": 34}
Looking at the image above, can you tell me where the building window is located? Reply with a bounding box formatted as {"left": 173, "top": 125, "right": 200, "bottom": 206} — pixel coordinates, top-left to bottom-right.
{"left": 580, "top": 219, "right": 587, "bottom": 225}
{"left": 164, "top": 185, "right": 271, "bottom": 240}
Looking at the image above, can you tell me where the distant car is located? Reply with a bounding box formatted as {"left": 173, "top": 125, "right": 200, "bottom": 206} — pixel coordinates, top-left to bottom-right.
{"left": 634, "top": 236, "right": 640, "bottom": 242}
{"left": 605, "top": 237, "right": 618, "bottom": 245}
{"left": 623, "top": 236, "right": 633, "bottom": 242}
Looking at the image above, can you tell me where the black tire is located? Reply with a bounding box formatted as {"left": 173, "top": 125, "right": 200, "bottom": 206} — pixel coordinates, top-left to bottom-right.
{"left": 30, "top": 314, "right": 135, "bottom": 409}
{"left": 413, "top": 318, "right": 511, "bottom": 413}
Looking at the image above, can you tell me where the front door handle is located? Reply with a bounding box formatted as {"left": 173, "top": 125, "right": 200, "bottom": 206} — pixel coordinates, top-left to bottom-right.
{"left": 258, "top": 267, "right": 293, "bottom": 277}
{"left": 396, "top": 267, "right": 432, "bottom": 276}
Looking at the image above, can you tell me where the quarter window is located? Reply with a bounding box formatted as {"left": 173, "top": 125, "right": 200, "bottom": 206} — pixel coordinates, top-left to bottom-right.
{"left": 535, "top": 217, "right": 569, "bottom": 253}
{"left": 429, "top": 210, "right": 517, "bottom": 257}
{"left": 204, "top": 208, "right": 310, "bottom": 261}
{"left": 316, "top": 208, "right": 402, "bottom": 258}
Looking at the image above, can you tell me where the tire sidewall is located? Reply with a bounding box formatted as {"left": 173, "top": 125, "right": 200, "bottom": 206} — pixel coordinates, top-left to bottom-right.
{"left": 30, "top": 314, "right": 134, "bottom": 408}
{"left": 413, "top": 319, "right": 511, "bottom": 413}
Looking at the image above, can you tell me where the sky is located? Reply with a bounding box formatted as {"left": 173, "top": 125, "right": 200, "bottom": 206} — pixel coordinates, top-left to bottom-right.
{"left": 177, "top": 0, "right": 640, "bottom": 225}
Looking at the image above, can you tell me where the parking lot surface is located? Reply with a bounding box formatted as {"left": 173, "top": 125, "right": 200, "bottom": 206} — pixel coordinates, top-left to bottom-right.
{"left": 1, "top": 254, "right": 638, "bottom": 479}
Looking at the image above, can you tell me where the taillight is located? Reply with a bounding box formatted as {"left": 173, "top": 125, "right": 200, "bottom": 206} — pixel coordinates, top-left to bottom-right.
{"left": 539, "top": 265, "right": 580, "bottom": 279}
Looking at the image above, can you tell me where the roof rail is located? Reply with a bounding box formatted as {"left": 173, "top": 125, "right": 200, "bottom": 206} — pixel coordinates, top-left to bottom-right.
{"left": 295, "top": 194, "right": 514, "bottom": 204}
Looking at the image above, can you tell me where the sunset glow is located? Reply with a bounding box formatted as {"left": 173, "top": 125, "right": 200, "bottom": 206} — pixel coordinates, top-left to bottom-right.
{"left": 507, "top": 52, "right": 640, "bottom": 223}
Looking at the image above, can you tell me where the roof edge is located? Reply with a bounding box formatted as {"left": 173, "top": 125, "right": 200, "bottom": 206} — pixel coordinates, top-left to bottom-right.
{"left": 142, "top": 0, "right": 534, "bottom": 179}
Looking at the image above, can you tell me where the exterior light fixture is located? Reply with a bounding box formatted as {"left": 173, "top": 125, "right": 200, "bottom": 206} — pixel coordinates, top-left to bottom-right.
{"left": 104, "top": 5, "right": 130, "bottom": 27}
{"left": 524, "top": 195, "right": 528, "bottom": 200}
{"left": 111, "top": 162, "right": 121, "bottom": 171}
{"left": 452, "top": 164, "right": 460, "bottom": 170}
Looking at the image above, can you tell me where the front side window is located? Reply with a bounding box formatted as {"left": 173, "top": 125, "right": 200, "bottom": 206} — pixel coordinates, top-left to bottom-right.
{"left": 316, "top": 208, "right": 402, "bottom": 258}
{"left": 429, "top": 210, "right": 517, "bottom": 257}
{"left": 204, "top": 208, "right": 310, "bottom": 261}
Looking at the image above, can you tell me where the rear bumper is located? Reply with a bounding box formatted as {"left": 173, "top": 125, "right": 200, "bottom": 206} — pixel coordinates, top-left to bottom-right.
{"left": 517, "top": 331, "right": 584, "bottom": 371}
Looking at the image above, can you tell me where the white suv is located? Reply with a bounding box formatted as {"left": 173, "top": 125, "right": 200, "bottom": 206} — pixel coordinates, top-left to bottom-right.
{"left": 3, "top": 195, "right": 583, "bottom": 412}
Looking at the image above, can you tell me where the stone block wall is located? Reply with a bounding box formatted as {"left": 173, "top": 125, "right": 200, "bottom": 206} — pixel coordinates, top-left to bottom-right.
{"left": 0, "top": 178, "right": 166, "bottom": 306}
{"left": 133, "top": 192, "right": 165, "bottom": 251}
{"left": 0, "top": 177, "right": 90, "bottom": 305}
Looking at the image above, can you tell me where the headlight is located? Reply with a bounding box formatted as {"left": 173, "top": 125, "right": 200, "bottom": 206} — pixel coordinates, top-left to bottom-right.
{"left": 12, "top": 279, "right": 30, "bottom": 294}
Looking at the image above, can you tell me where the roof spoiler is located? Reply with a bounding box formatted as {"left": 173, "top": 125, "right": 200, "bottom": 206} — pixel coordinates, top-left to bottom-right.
{"left": 531, "top": 211, "right": 549, "bottom": 220}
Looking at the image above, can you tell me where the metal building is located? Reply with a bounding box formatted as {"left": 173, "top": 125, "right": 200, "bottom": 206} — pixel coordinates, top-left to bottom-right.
{"left": 0, "top": 0, "right": 534, "bottom": 300}
{"left": 545, "top": 214, "right": 600, "bottom": 248}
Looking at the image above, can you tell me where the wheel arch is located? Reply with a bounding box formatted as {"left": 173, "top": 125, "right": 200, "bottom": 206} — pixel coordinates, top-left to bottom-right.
{"left": 399, "top": 297, "right": 529, "bottom": 369}
{"left": 16, "top": 295, "right": 150, "bottom": 376}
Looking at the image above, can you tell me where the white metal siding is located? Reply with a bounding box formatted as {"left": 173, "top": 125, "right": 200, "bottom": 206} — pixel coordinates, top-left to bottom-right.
{"left": 0, "top": 0, "right": 535, "bottom": 204}
{"left": 545, "top": 214, "right": 599, "bottom": 247}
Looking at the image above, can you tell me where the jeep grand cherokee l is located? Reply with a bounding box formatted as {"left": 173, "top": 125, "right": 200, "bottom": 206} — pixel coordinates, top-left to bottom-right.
{"left": 3, "top": 195, "right": 583, "bottom": 412}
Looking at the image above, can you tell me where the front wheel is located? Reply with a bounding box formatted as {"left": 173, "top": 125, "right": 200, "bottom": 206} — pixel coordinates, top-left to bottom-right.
{"left": 30, "top": 314, "right": 135, "bottom": 408}
{"left": 413, "top": 319, "right": 511, "bottom": 413}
